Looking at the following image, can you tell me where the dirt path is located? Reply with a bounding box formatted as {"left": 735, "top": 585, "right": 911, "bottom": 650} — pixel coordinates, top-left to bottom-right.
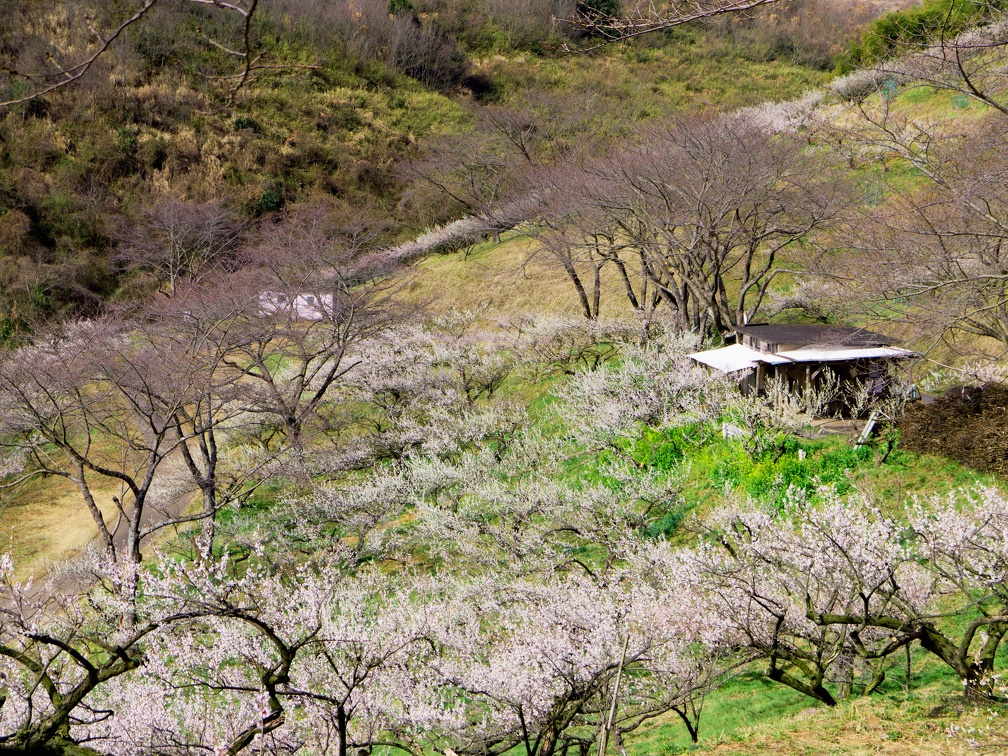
{"left": 26, "top": 447, "right": 200, "bottom": 601}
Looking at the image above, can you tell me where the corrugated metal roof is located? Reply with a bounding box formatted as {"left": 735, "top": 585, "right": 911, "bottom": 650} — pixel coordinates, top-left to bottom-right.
{"left": 778, "top": 346, "right": 915, "bottom": 362}
{"left": 731, "top": 324, "right": 896, "bottom": 347}
{"left": 688, "top": 344, "right": 784, "bottom": 373}
{"left": 689, "top": 343, "right": 916, "bottom": 374}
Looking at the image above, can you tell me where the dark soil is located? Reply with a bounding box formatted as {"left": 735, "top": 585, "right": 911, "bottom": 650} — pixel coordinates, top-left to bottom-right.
{"left": 897, "top": 384, "right": 1008, "bottom": 477}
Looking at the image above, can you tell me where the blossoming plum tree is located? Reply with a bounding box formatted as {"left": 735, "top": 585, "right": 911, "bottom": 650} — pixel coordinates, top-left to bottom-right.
{"left": 699, "top": 486, "right": 1008, "bottom": 703}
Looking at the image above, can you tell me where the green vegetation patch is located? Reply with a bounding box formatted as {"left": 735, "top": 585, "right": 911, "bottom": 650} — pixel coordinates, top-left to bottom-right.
{"left": 837, "top": 0, "right": 1007, "bottom": 71}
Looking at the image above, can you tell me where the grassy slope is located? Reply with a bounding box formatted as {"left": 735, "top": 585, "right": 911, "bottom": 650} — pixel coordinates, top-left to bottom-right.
{"left": 0, "top": 21, "right": 830, "bottom": 327}
{"left": 0, "top": 28, "right": 832, "bottom": 574}
{"left": 219, "top": 44, "right": 1008, "bottom": 756}
{"left": 627, "top": 643, "right": 1005, "bottom": 755}
{"left": 8, "top": 20, "right": 1008, "bottom": 753}
{"left": 0, "top": 440, "right": 198, "bottom": 580}
{"left": 0, "top": 66, "right": 468, "bottom": 222}
{"left": 400, "top": 231, "right": 632, "bottom": 319}
{"left": 396, "top": 106, "right": 1008, "bottom": 749}
{"left": 470, "top": 33, "right": 830, "bottom": 114}
{"left": 2, "top": 475, "right": 122, "bottom": 580}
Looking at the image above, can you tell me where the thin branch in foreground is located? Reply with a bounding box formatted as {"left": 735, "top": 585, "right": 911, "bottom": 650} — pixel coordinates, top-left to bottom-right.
{"left": 561, "top": 0, "right": 781, "bottom": 52}
{"left": 0, "top": 0, "right": 161, "bottom": 108}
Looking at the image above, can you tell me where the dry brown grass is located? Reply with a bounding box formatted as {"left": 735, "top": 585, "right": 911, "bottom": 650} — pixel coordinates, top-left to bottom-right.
{"left": 0, "top": 474, "right": 123, "bottom": 580}
{"left": 397, "top": 231, "right": 637, "bottom": 322}
{"left": 706, "top": 702, "right": 968, "bottom": 755}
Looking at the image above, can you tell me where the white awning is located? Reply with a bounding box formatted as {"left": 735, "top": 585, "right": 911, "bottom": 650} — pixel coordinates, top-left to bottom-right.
{"left": 777, "top": 346, "right": 916, "bottom": 362}
{"left": 689, "top": 344, "right": 916, "bottom": 375}
{"left": 688, "top": 344, "right": 783, "bottom": 373}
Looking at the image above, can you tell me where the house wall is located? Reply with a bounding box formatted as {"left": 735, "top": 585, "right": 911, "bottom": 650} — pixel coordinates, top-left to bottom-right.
{"left": 741, "top": 334, "right": 806, "bottom": 354}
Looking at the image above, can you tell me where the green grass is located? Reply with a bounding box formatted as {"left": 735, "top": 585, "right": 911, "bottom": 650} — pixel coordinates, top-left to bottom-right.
{"left": 625, "top": 648, "right": 1003, "bottom": 755}
{"left": 471, "top": 34, "right": 831, "bottom": 118}
{"left": 628, "top": 672, "right": 816, "bottom": 754}
{"left": 600, "top": 417, "right": 999, "bottom": 519}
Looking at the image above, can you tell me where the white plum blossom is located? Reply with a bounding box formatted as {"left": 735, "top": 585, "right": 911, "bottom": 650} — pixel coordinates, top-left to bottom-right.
{"left": 738, "top": 90, "right": 826, "bottom": 134}
{"left": 556, "top": 327, "right": 733, "bottom": 450}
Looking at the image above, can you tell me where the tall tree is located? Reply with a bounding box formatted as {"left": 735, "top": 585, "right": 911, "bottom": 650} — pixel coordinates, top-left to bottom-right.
{"left": 117, "top": 199, "right": 244, "bottom": 298}
{"left": 552, "top": 116, "right": 846, "bottom": 336}
{"left": 220, "top": 205, "right": 395, "bottom": 451}
{"left": 819, "top": 48, "right": 1008, "bottom": 357}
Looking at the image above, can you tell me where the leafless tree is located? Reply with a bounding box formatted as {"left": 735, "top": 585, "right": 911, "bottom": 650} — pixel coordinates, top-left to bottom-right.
{"left": 220, "top": 205, "right": 396, "bottom": 451}
{"left": 382, "top": 11, "right": 468, "bottom": 91}
{"left": 535, "top": 162, "right": 662, "bottom": 325}
{"left": 0, "top": 319, "right": 192, "bottom": 585}
{"left": 816, "top": 74, "right": 1008, "bottom": 358}
{"left": 117, "top": 199, "right": 245, "bottom": 298}
{"left": 406, "top": 124, "right": 530, "bottom": 240}
{"left": 406, "top": 91, "right": 617, "bottom": 239}
{"left": 134, "top": 284, "right": 290, "bottom": 559}
{"left": 545, "top": 115, "right": 847, "bottom": 336}
{"left": 566, "top": 0, "right": 784, "bottom": 49}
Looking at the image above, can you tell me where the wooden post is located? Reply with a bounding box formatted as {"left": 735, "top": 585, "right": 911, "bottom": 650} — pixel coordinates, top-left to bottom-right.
{"left": 755, "top": 363, "right": 765, "bottom": 396}
{"left": 599, "top": 637, "right": 630, "bottom": 756}
{"left": 806, "top": 364, "right": 813, "bottom": 416}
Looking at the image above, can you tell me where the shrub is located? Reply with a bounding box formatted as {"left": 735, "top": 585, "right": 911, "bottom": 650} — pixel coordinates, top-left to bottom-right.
{"left": 640, "top": 420, "right": 880, "bottom": 508}
{"left": 578, "top": 0, "right": 618, "bottom": 19}
{"left": 704, "top": 0, "right": 875, "bottom": 71}
{"left": 0, "top": 209, "right": 31, "bottom": 255}
{"left": 388, "top": 0, "right": 415, "bottom": 14}
{"left": 255, "top": 185, "right": 285, "bottom": 214}
{"left": 835, "top": 0, "right": 1006, "bottom": 71}
{"left": 233, "top": 115, "right": 260, "bottom": 132}
{"left": 644, "top": 503, "right": 692, "bottom": 538}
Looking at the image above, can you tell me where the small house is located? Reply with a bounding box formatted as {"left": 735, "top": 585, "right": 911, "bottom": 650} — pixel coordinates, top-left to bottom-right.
{"left": 259, "top": 291, "right": 335, "bottom": 321}
{"left": 689, "top": 324, "right": 916, "bottom": 414}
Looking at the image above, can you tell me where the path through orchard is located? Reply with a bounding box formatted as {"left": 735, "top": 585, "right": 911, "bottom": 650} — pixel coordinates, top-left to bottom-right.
{"left": 22, "top": 424, "right": 201, "bottom": 602}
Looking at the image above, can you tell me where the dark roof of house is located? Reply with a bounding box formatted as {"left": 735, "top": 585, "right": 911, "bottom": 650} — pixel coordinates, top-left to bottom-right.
{"left": 731, "top": 324, "right": 898, "bottom": 347}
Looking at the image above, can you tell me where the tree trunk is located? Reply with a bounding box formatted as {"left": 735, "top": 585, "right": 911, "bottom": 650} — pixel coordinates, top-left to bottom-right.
{"left": 562, "top": 262, "right": 594, "bottom": 320}
{"left": 337, "top": 703, "right": 348, "bottom": 756}
{"left": 73, "top": 463, "right": 115, "bottom": 561}
{"left": 199, "top": 482, "right": 217, "bottom": 562}
{"left": 673, "top": 707, "right": 699, "bottom": 743}
{"left": 538, "top": 724, "right": 559, "bottom": 756}
{"left": 767, "top": 665, "right": 837, "bottom": 706}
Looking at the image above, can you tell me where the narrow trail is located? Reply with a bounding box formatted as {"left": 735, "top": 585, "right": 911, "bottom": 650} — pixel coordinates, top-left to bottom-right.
{"left": 27, "top": 492, "right": 199, "bottom": 602}
{"left": 24, "top": 441, "right": 200, "bottom": 602}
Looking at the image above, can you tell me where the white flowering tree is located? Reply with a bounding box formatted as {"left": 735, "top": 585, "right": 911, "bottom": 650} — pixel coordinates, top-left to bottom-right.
{"left": 415, "top": 561, "right": 736, "bottom": 756}
{"left": 516, "top": 315, "right": 637, "bottom": 377}
{"left": 692, "top": 491, "right": 931, "bottom": 705}
{"left": 698, "top": 486, "right": 1008, "bottom": 704}
{"left": 0, "top": 550, "right": 203, "bottom": 753}
{"left": 556, "top": 327, "right": 733, "bottom": 453}
{"left": 328, "top": 324, "right": 463, "bottom": 466}
{"left": 886, "top": 489, "right": 1008, "bottom": 700}
{"left": 82, "top": 549, "right": 438, "bottom": 756}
